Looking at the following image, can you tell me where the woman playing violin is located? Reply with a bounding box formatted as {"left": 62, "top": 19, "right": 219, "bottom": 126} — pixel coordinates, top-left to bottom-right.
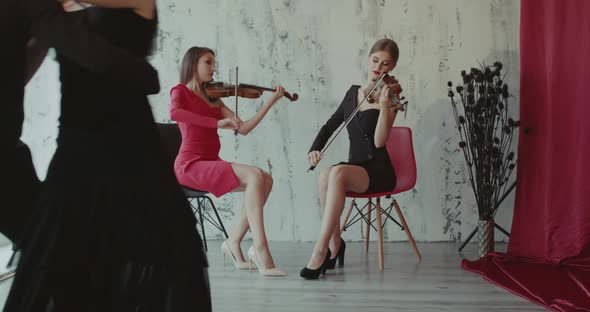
{"left": 301, "top": 38, "right": 405, "bottom": 279}
{"left": 170, "top": 46, "right": 287, "bottom": 276}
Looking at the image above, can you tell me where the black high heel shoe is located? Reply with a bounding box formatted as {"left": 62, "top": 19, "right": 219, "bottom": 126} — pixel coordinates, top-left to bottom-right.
{"left": 326, "top": 238, "right": 346, "bottom": 270}
{"left": 300, "top": 249, "right": 331, "bottom": 280}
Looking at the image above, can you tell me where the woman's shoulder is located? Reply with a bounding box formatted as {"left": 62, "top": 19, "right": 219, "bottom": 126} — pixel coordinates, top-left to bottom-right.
{"left": 170, "top": 84, "right": 217, "bottom": 108}
{"left": 347, "top": 84, "right": 362, "bottom": 94}
{"left": 340, "top": 85, "right": 361, "bottom": 101}
{"left": 170, "top": 84, "right": 198, "bottom": 100}
{"left": 171, "top": 83, "right": 189, "bottom": 94}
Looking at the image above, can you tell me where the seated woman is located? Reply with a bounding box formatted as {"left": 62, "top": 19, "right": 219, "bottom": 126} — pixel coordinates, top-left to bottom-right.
{"left": 170, "top": 46, "right": 287, "bottom": 276}
{"left": 302, "top": 38, "right": 404, "bottom": 279}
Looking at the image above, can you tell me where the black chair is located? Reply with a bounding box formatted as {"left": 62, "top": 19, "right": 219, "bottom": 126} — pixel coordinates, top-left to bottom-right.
{"left": 156, "top": 123, "right": 228, "bottom": 251}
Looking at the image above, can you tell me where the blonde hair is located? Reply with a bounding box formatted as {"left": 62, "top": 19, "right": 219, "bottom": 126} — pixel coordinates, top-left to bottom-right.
{"left": 370, "top": 38, "right": 399, "bottom": 63}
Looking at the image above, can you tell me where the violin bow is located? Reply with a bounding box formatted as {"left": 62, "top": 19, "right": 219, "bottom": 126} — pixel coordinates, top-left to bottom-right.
{"left": 234, "top": 66, "right": 239, "bottom": 135}
{"left": 404, "top": 102, "right": 408, "bottom": 119}
{"left": 308, "top": 73, "right": 388, "bottom": 172}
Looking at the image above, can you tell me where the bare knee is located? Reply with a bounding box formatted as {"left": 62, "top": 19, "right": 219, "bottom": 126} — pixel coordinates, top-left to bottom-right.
{"left": 328, "top": 166, "right": 346, "bottom": 184}
{"left": 318, "top": 167, "right": 331, "bottom": 190}
{"left": 263, "top": 171, "right": 273, "bottom": 190}
{"left": 245, "top": 167, "right": 265, "bottom": 187}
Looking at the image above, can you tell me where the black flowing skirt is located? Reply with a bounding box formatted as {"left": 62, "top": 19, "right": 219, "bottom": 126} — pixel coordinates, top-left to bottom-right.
{"left": 4, "top": 118, "right": 211, "bottom": 312}
{"left": 1, "top": 141, "right": 40, "bottom": 245}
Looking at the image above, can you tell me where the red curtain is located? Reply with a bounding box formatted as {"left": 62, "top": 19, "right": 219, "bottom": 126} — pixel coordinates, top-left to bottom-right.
{"left": 462, "top": 0, "right": 590, "bottom": 311}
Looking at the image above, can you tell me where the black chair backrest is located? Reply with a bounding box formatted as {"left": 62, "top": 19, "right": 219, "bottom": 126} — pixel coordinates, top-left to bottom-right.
{"left": 156, "top": 123, "right": 182, "bottom": 169}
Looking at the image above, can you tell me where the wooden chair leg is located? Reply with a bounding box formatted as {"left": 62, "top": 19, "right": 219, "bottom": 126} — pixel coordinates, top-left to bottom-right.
{"left": 341, "top": 199, "right": 355, "bottom": 232}
{"left": 365, "top": 198, "right": 372, "bottom": 255}
{"left": 376, "top": 197, "right": 384, "bottom": 272}
{"left": 392, "top": 199, "right": 422, "bottom": 261}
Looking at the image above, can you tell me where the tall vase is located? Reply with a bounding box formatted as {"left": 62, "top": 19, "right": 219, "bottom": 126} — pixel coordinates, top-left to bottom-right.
{"left": 477, "top": 219, "right": 495, "bottom": 258}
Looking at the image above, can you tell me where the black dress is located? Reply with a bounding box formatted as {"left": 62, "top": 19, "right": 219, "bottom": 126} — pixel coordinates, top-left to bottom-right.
{"left": 1, "top": 0, "right": 40, "bottom": 246}
{"left": 309, "top": 85, "right": 396, "bottom": 194}
{"left": 4, "top": 8, "right": 211, "bottom": 312}
{"left": 3, "top": 0, "right": 158, "bottom": 252}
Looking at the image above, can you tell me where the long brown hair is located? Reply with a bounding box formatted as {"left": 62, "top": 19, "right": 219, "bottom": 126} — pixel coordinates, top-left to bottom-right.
{"left": 369, "top": 38, "right": 399, "bottom": 63}
{"left": 180, "top": 46, "right": 215, "bottom": 84}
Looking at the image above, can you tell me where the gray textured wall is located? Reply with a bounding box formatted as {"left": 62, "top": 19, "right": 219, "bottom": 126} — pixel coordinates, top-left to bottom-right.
{"left": 20, "top": 0, "right": 520, "bottom": 243}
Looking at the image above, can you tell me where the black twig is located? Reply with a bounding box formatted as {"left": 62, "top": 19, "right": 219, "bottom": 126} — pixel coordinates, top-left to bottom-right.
{"left": 447, "top": 62, "right": 519, "bottom": 220}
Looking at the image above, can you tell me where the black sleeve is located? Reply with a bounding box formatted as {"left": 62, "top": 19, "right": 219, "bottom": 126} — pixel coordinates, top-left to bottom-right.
{"left": 308, "top": 91, "right": 347, "bottom": 153}
{"left": 24, "top": 0, "right": 160, "bottom": 94}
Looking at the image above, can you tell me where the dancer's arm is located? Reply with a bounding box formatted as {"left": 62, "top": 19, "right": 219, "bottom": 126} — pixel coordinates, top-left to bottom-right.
{"left": 23, "top": 0, "right": 160, "bottom": 94}
{"left": 24, "top": 38, "right": 48, "bottom": 84}
{"left": 73, "top": 0, "right": 155, "bottom": 19}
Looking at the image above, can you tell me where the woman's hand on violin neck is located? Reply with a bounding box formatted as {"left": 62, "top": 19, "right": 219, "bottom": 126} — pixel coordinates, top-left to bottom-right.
{"left": 308, "top": 151, "right": 322, "bottom": 167}
{"left": 388, "top": 80, "right": 404, "bottom": 113}
{"left": 379, "top": 83, "right": 404, "bottom": 111}
{"left": 390, "top": 102, "right": 405, "bottom": 113}
{"left": 217, "top": 117, "right": 242, "bottom": 130}
{"left": 268, "top": 85, "right": 285, "bottom": 105}
{"left": 379, "top": 85, "right": 394, "bottom": 108}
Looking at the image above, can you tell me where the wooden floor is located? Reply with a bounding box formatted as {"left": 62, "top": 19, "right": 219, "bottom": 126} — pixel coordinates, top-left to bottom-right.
{"left": 0, "top": 241, "right": 544, "bottom": 311}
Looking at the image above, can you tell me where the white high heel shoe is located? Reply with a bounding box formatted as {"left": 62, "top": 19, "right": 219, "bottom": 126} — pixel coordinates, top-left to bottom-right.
{"left": 247, "top": 246, "right": 287, "bottom": 276}
{"left": 222, "top": 240, "right": 255, "bottom": 270}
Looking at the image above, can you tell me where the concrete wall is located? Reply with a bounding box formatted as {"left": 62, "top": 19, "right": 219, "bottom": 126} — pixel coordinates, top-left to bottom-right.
{"left": 20, "top": 0, "right": 520, "bottom": 242}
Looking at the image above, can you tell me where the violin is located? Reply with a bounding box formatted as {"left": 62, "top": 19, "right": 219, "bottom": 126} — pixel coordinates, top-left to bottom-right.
{"left": 204, "top": 82, "right": 299, "bottom": 102}
{"left": 202, "top": 66, "right": 299, "bottom": 136}
{"left": 363, "top": 74, "right": 404, "bottom": 105}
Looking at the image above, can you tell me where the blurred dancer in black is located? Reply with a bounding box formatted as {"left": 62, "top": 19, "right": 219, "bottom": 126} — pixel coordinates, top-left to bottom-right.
{"left": 2, "top": 1, "right": 211, "bottom": 311}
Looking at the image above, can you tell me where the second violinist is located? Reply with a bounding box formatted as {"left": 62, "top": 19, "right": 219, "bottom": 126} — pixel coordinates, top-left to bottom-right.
{"left": 301, "top": 38, "right": 405, "bottom": 279}
{"left": 170, "top": 46, "right": 287, "bottom": 276}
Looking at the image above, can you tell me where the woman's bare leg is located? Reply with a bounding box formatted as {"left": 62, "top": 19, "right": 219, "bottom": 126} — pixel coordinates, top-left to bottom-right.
{"left": 227, "top": 163, "right": 276, "bottom": 268}
{"left": 317, "top": 167, "right": 341, "bottom": 258}
{"left": 306, "top": 165, "right": 369, "bottom": 269}
{"left": 227, "top": 170, "right": 273, "bottom": 262}
{"left": 318, "top": 167, "right": 331, "bottom": 212}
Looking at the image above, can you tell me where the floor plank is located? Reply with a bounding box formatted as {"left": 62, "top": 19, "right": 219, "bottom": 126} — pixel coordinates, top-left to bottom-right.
{"left": 0, "top": 241, "right": 544, "bottom": 311}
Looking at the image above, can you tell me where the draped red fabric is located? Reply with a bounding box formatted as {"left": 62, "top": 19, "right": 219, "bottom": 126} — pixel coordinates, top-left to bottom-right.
{"left": 462, "top": 0, "right": 590, "bottom": 311}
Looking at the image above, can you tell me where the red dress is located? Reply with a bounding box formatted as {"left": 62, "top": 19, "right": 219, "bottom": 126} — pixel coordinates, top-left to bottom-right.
{"left": 170, "top": 84, "right": 240, "bottom": 197}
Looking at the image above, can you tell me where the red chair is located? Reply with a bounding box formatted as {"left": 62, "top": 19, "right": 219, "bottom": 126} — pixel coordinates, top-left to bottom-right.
{"left": 341, "top": 127, "right": 422, "bottom": 271}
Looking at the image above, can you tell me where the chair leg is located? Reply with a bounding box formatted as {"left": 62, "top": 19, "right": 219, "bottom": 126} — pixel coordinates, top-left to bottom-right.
{"left": 365, "top": 198, "right": 372, "bottom": 255}
{"left": 204, "top": 196, "right": 229, "bottom": 239}
{"left": 392, "top": 199, "right": 422, "bottom": 261}
{"left": 341, "top": 199, "right": 355, "bottom": 232}
{"left": 375, "top": 197, "right": 383, "bottom": 272}
{"left": 197, "top": 198, "right": 208, "bottom": 251}
{"left": 376, "top": 197, "right": 384, "bottom": 272}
